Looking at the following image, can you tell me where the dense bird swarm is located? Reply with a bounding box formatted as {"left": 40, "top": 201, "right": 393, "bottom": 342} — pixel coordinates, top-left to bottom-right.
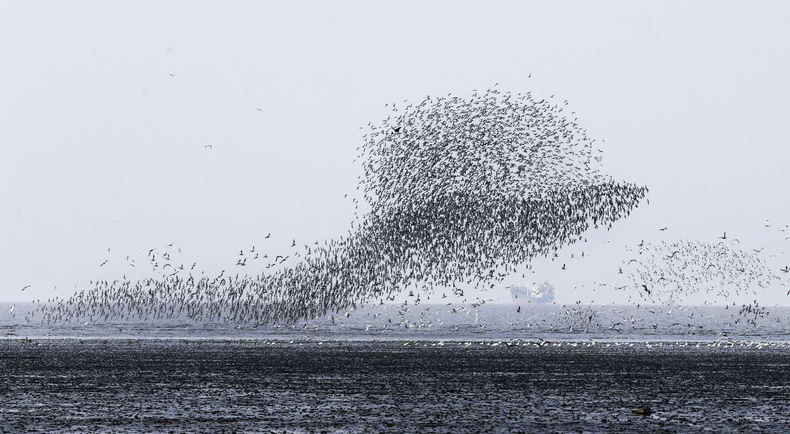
{"left": 34, "top": 88, "right": 650, "bottom": 325}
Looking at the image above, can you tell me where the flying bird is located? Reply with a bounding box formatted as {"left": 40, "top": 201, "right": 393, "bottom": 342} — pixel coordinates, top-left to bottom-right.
{"left": 28, "top": 86, "right": 651, "bottom": 328}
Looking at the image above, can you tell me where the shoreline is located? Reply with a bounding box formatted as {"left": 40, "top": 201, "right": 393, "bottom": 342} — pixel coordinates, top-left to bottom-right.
{"left": 2, "top": 335, "right": 790, "bottom": 345}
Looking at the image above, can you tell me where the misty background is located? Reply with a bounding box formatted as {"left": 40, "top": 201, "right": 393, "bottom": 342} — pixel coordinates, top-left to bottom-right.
{"left": 1, "top": 1, "right": 789, "bottom": 305}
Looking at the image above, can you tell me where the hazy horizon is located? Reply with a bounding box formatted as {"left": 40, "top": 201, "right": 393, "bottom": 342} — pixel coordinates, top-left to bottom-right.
{"left": 2, "top": 1, "right": 790, "bottom": 306}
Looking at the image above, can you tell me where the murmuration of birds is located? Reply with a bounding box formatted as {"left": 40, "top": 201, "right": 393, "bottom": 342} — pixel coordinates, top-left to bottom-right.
{"left": 33, "top": 87, "right": 649, "bottom": 325}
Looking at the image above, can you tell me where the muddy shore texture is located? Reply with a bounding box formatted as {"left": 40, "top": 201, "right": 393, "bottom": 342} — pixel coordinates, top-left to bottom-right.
{"left": 1, "top": 339, "right": 789, "bottom": 433}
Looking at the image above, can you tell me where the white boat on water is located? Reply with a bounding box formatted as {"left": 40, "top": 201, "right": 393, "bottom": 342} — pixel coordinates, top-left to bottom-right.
{"left": 510, "top": 282, "right": 555, "bottom": 305}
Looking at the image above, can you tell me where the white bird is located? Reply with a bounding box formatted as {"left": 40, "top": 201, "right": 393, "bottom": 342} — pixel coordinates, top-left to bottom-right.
{"left": 765, "top": 220, "right": 772, "bottom": 228}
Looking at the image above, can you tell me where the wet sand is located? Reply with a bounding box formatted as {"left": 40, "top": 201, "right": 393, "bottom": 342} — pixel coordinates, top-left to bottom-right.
{"left": 1, "top": 339, "right": 789, "bottom": 433}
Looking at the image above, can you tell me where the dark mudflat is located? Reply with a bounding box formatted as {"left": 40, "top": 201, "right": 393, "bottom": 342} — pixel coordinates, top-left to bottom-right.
{"left": 1, "top": 339, "right": 789, "bottom": 433}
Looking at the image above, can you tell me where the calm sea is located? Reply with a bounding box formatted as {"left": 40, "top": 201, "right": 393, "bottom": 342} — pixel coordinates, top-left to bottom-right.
{"left": 1, "top": 302, "right": 788, "bottom": 342}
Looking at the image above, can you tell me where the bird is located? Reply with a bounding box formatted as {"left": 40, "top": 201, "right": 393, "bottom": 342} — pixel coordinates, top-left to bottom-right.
{"left": 204, "top": 145, "right": 213, "bottom": 149}
{"left": 30, "top": 86, "right": 652, "bottom": 329}
{"left": 21, "top": 285, "right": 31, "bottom": 292}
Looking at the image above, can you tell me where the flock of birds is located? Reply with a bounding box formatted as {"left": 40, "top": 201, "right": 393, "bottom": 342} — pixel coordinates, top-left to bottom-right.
{"left": 620, "top": 240, "right": 778, "bottom": 303}
{"left": 16, "top": 87, "right": 788, "bottom": 332}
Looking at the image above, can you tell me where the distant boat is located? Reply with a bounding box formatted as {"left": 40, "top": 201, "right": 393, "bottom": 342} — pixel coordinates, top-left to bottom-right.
{"left": 510, "top": 282, "right": 555, "bottom": 305}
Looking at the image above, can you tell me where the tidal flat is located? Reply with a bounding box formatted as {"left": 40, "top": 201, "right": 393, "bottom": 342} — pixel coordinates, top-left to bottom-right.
{"left": 1, "top": 339, "right": 789, "bottom": 433}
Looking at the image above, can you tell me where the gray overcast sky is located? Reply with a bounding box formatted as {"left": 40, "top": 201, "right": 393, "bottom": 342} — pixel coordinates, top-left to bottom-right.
{"left": 1, "top": 1, "right": 789, "bottom": 304}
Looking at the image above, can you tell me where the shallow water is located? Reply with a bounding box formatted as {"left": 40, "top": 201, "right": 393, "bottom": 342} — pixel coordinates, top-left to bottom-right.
{"left": 2, "top": 303, "right": 787, "bottom": 342}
